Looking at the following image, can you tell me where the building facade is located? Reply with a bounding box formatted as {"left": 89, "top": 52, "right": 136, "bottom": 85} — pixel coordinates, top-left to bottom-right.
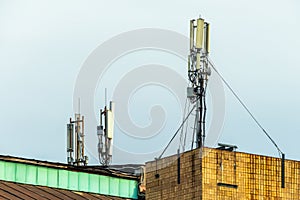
{"left": 145, "top": 147, "right": 300, "bottom": 199}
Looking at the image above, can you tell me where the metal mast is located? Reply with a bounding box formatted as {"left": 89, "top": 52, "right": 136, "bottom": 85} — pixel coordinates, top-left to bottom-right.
{"left": 187, "top": 17, "right": 211, "bottom": 149}
{"left": 97, "top": 101, "right": 115, "bottom": 166}
{"left": 66, "top": 104, "right": 88, "bottom": 166}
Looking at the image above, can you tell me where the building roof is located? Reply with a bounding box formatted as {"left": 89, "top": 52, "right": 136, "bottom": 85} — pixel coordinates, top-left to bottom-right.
{"left": 0, "top": 155, "right": 138, "bottom": 180}
{"left": 0, "top": 180, "right": 127, "bottom": 200}
{"left": 0, "top": 155, "right": 139, "bottom": 199}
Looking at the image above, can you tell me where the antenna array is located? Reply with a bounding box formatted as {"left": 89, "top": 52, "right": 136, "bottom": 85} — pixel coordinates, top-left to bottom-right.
{"left": 188, "top": 17, "right": 211, "bottom": 148}
{"left": 97, "top": 101, "right": 115, "bottom": 166}
{"left": 66, "top": 100, "right": 88, "bottom": 166}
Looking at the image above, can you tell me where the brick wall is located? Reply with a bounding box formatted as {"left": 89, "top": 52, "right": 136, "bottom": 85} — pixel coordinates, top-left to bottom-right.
{"left": 145, "top": 148, "right": 300, "bottom": 199}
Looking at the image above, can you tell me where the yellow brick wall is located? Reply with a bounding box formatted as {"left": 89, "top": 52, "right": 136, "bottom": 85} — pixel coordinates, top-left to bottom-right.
{"left": 145, "top": 148, "right": 300, "bottom": 200}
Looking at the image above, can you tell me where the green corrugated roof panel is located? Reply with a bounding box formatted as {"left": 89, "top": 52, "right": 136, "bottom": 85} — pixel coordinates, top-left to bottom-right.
{"left": 120, "top": 178, "right": 130, "bottom": 197}
{"left": 89, "top": 173, "right": 100, "bottom": 193}
{"left": 100, "top": 175, "right": 110, "bottom": 195}
{"left": 0, "top": 160, "right": 138, "bottom": 199}
{"left": 37, "top": 166, "right": 47, "bottom": 185}
{"left": 110, "top": 177, "right": 120, "bottom": 196}
{"left": 26, "top": 165, "right": 37, "bottom": 184}
{"left": 58, "top": 169, "right": 68, "bottom": 188}
{"left": 47, "top": 168, "right": 58, "bottom": 187}
{"left": 5, "top": 162, "right": 16, "bottom": 181}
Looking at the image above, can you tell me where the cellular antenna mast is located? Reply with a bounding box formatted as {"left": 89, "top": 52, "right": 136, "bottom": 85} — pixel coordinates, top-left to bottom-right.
{"left": 187, "top": 17, "right": 211, "bottom": 149}
{"left": 66, "top": 98, "right": 88, "bottom": 166}
{"left": 97, "top": 93, "right": 114, "bottom": 166}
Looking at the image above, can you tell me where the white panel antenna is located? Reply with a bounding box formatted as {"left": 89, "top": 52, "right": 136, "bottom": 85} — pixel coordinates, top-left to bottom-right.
{"left": 97, "top": 100, "right": 114, "bottom": 166}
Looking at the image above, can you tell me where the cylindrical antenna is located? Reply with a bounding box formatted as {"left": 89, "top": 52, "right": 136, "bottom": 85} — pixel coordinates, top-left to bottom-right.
{"left": 106, "top": 110, "right": 114, "bottom": 139}
{"left": 196, "top": 18, "right": 204, "bottom": 49}
{"left": 108, "top": 139, "right": 113, "bottom": 157}
{"left": 67, "top": 124, "right": 74, "bottom": 152}
{"left": 190, "top": 20, "right": 195, "bottom": 51}
{"left": 100, "top": 109, "right": 103, "bottom": 126}
{"left": 110, "top": 101, "right": 115, "bottom": 113}
{"left": 205, "top": 22, "right": 210, "bottom": 54}
{"left": 196, "top": 53, "right": 201, "bottom": 70}
{"left": 67, "top": 123, "right": 74, "bottom": 164}
{"left": 188, "top": 55, "right": 191, "bottom": 71}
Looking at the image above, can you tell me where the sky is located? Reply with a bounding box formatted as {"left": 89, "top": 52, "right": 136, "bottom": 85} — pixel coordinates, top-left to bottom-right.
{"left": 0, "top": 0, "right": 299, "bottom": 164}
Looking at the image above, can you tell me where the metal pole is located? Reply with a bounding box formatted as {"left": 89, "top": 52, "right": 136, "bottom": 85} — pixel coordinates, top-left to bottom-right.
{"left": 281, "top": 153, "right": 285, "bottom": 188}
{"left": 82, "top": 115, "right": 85, "bottom": 164}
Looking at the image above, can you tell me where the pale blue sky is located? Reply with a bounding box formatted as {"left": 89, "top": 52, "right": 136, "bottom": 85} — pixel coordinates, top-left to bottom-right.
{"left": 0, "top": 0, "right": 299, "bottom": 164}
